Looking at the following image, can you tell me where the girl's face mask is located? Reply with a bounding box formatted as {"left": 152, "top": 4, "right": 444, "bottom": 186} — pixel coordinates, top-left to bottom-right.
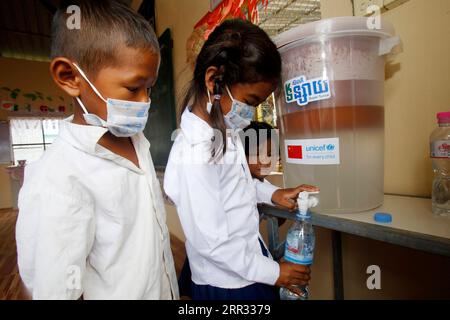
{"left": 223, "top": 86, "right": 255, "bottom": 130}
{"left": 73, "top": 63, "right": 151, "bottom": 138}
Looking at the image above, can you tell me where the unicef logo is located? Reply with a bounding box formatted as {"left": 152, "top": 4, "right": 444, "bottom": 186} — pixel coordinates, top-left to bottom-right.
{"left": 326, "top": 144, "right": 335, "bottom": 151}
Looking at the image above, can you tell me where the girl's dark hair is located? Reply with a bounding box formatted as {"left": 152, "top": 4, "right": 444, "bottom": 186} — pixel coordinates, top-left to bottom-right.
{"left": 181, "top": 19, "right": 281, "bottom": 154}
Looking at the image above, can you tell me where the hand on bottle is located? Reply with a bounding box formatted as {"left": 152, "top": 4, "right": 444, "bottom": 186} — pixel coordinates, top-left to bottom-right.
{"left": 275, "top": 261, "right": 311, "bottom": 288}
{"left": 271, "top": 184, "right": 319, "bottom": 211}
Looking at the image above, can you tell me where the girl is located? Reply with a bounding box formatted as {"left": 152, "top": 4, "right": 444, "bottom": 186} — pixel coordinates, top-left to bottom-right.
{"left": 164, "top": 19, "right": 317, "bottom": 300}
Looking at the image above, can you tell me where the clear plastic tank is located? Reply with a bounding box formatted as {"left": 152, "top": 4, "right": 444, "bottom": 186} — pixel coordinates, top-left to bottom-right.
{"left": 274, "top": 17, "right": 400, "bottom": 213}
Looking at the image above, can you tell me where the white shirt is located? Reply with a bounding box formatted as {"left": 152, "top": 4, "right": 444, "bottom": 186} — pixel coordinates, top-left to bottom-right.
{"left": 164, "top": 109, "right": 280, "bottom": 289}
{"left": 16, "top": 117, "right": 179, "bottom": 300}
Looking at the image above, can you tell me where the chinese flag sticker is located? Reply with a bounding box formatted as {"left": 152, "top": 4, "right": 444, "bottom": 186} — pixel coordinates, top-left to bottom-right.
{"left": 288, "top": 145, "right": 303, "bottom": 159}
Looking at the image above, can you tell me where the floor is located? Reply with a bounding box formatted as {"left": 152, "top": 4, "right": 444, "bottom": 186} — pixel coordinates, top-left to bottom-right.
{"left": 0, "top": 208, "right": 186, "bottom": 300}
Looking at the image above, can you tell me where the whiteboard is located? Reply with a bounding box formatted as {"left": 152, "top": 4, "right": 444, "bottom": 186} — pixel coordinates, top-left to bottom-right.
{"left": 0, "top": 121, "right": 12, "bottom": 165}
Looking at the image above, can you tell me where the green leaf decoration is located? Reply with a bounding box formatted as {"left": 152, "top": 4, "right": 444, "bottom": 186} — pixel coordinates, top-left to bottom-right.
{"left": 46, "top": 96, "right": 53, "bottom": 101}
{"left": 34, "top": 91, "right": 44, "bottom": 100}
{"left": 23, "top": 93, "right": 37, "bottom": 101}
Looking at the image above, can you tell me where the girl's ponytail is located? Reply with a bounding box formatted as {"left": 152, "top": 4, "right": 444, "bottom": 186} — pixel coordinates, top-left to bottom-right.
{"left": 210, "top": 66, "right": 227, "bottom": 155}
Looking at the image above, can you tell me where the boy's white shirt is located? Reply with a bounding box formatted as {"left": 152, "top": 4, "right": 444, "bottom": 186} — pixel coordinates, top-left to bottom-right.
{"left": 164, "top": 109, "right": 281, "bottom": 289}
{"left": 16, "top": 116, "right": 179, "bottom": 300}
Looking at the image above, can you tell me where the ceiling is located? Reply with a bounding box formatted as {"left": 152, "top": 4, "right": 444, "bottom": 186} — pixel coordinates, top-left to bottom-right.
{"left": 0, "top": 0, "right": 55, "bottom": 61}
{"left": 0, "top": 0, "right": 322, "bottom": 62}
{"left": 257, "top": 0, "right": 321, "bottom": 37}
{"left": 0, "top": 0, "right": 135, "bottom": 62}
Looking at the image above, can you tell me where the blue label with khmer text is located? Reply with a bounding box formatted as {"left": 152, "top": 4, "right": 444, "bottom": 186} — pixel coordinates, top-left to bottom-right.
{"left": 284, "top": 75, "right": 331, "bottom": 106}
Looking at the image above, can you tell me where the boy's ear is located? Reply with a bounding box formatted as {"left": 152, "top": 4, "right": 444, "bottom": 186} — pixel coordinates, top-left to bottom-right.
{"left": 205, "top": 66, "right": 219, "bottom": 94}
{"left": 49, "top": 57, "right": 82, "bottom": 97}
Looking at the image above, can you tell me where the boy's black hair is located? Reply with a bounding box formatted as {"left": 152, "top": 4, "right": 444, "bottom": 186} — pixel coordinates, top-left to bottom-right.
{"left": 51, "top": 0, "right": 160, "bottom": 77}
{"left": 182, "top": 19, "right": 282, "bottom": 154}
{"left": 241, "top": 121, "right": 279, "bottom": 158}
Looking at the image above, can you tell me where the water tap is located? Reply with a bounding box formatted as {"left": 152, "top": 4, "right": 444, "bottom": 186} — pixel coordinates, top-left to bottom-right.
{"left": 297, "top": 191, "right": 320, "bottom": 216}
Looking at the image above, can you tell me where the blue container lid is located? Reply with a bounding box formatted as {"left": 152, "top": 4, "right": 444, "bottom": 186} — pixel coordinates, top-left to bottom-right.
{"left": 374, "top": 212, "right": 392, "bottom": 223}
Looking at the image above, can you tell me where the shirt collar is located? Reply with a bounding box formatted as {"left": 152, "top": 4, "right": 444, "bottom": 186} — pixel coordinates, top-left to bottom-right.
{"left": 180, "top": 108, "right": 215, "bottom": 145}
{"left": 59, "top": 116, "right": 108, "bottom": 155}
{"left": 59, "top": 116, "right": 150, "bottom": 174}
{"left": 179, "top": 108, "right": 245, "bottom": 155}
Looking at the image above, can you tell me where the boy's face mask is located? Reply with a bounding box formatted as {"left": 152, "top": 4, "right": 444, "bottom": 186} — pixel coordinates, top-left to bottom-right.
{"left": 223, "top": 86, "right": 255, "bottom": 130}
{"left": 73, "top": 63, "right": 151, "bottom": 138}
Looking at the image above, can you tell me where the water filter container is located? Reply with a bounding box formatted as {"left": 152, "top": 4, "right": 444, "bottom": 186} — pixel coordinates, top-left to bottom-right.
{"left": 274, "top": 17, "right": 401, "bottom": 213}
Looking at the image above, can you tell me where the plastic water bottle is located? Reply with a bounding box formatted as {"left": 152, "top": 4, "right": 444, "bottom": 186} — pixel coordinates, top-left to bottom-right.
{"left": 430, "top": 112, "right": 450, "bottom": 216}
{"left": 280, "top": 191, "right": 318, "bottom": 300}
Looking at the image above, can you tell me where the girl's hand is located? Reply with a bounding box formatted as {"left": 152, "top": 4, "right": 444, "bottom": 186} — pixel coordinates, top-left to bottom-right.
{"left": 271, "top": 185, "right": 319, "bottom": 211}
{"left": 275, "top": 261, "right": 311, "bottom": 288}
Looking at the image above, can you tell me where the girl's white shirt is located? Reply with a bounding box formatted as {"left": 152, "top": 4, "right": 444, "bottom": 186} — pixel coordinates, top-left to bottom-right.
{"left": 164, "top": 109, "right": 280, "bottom": 289}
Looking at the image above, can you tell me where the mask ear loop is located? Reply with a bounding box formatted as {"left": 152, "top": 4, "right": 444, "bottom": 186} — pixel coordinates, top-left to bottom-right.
{"left": 72, "top": 63, "right": 108, "bottom": 103}
{"left": 75, "top": 96, "right": 89, "bottom": 115}
{"left": 207, "top": 86, "right": 222, "bottom": 114}
{"left": 225, "top": 85, "right": 234, "bottom": 101}
{"left": 206, "top": 89, "right": 213, "bottom": 114}
{"left": 72, "top": 63, "right": 108, "bottom": 127}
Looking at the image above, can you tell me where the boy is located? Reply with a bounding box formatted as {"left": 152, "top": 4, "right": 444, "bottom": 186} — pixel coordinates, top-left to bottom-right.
{"left": 242, "top": 121, "right": 317, "bottom": 211}
{"left": 15, "top": 0, "right": 179, "bottom": 300}
{"left": 242, "top": 121, "right": 278, "bottom": 182}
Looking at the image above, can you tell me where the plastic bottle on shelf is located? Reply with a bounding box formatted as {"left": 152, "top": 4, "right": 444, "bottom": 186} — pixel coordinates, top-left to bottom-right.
{"left": 430, "top": 111, "right": 450, "bottom": 216}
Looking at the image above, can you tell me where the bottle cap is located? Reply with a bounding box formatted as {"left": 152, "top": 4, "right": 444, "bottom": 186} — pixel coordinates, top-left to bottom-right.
{"left": 437, "top": 112, "right": 450, "bottom": 124}
{"left": 374, "top": 212, "right": 392, "bottom": 223}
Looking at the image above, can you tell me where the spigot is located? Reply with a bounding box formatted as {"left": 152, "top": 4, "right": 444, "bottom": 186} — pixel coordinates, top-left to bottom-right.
{"left": 297, "top": 191, "right": 320, "bottom": 217}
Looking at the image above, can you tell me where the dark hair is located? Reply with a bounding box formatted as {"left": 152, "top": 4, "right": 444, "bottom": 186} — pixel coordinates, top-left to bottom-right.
{"left": 51, "top": 0, "right": 160, "bottom": 77}
{"left": 241, "top": 121, "right": 278, "bottom": 158}
{"left": 182, "top": 19, "right": 281, "bottom": 154}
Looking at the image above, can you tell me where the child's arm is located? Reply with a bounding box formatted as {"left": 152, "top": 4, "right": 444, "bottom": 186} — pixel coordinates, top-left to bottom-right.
{"left": 253, "top": 179, "right": 319, "bottom": 209}
{"left": 16, "top": 187, "right": 95, "bottom": 300}
{"left": 253, "top": 178, "right": 280, "bottom": 205}
{"left": 271, "top": 185, "right": 319, "bottom": 211}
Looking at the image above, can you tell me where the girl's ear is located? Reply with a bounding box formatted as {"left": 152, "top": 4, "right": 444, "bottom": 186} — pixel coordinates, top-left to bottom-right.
{"left": 204, "top": 66, "right": 219, "bottom": 94}
{"left": 49, "top": 57, "right": 82, "bottom": 97}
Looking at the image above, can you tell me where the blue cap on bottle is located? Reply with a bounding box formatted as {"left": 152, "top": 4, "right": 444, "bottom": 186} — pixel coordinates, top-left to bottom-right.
{"left": 374, "top": 212, "right": 392, "bottom": 223}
